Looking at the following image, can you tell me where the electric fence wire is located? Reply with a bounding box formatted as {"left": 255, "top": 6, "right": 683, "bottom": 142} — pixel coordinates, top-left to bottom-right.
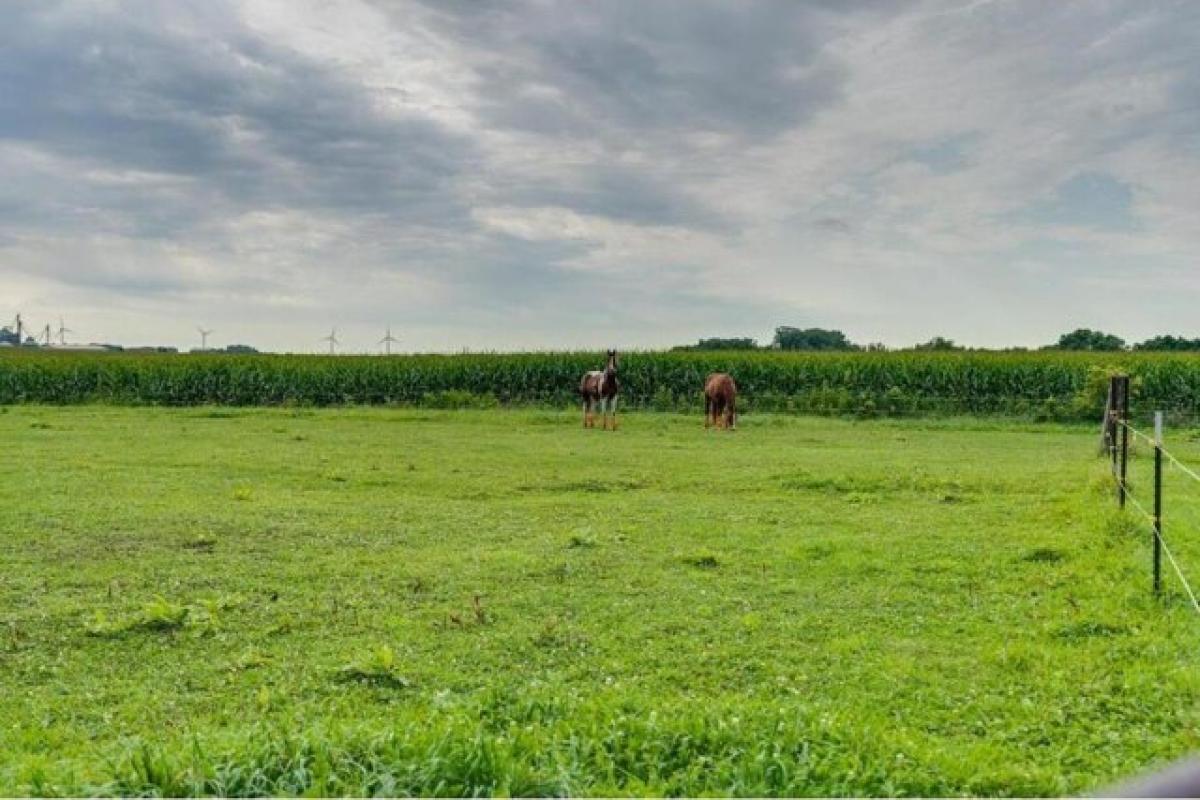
{"left": 1118, "top": 419, "right": 1200, "bottom": 486}
{"left": 1110, "top": 435, "right": 1200, "bottom": 615}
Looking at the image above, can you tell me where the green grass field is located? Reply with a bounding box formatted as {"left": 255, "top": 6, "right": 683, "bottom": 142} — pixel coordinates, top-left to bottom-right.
{"left": 3, "top": 406, "right": 1199, "bottom": 796}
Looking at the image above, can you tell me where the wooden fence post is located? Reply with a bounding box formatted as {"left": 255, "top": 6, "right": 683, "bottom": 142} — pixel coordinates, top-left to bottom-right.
{"left": 1108, "top": 376, "right": 1120, "bottom": 484}
{"left": 1154, "top": 411, "right": 1163, "bottom": 596}
{"left": 1101, "top": 376, "right": 1117, "bottom": 456}
{"left": 1119, "top": 376, "right": 1130, "bottom": 509}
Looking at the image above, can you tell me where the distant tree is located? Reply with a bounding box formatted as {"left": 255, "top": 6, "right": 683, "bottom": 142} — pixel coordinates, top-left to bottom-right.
{"left": 0, "top": 326, "right": 17, "bottom": 346}
{"left": 1049, "top": 328, "right": 1126, "bottom": 351}
{"left": 912, "top": 336, "right": 964, "bottom": 351}
{"left": 224, "top": 344, "right": 260, "bottom": 354}
{"left": 1133, "top": 335, "right": 1200, "bottom": 352}
{"left": 865, "top": 342, "right": 888, "bottom": 352}
{"left": 771, "top": 327, "right": 858, "bottom": 351}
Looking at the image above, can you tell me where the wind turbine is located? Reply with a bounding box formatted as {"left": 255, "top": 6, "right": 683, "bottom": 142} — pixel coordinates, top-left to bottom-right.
{"left": 39, "top": 324, "right": 52, "bottom": 346}
{"left": 197, "top": 327, "right": 213, "bottom": 351}
{"left": 379, "top": 326, "right": 399, "bottom": 356}
{"left": 321, "top": 328, "right": 340, "bottom": 355}
{"left": 56, "top": 317, "right": 73, "bottom": 345}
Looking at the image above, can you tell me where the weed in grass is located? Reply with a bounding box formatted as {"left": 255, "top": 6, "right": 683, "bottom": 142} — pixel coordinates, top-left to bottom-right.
{"left": 233, "top": 650, "right": 272, "bottom": 672}
{"left": 84, "top": 596, "right": 242, "bottom": 638}
{"left": 568, "top": 531, "right": 598, "bottom": 548}
{"left": 546, "top": 562, "right": 574, "bottom": 582}
{"left": 135, "top": 597, "right": 190, "bottom": 631}
{"left": 255, "top": 686, "right": 272, "bottom": 712}
{"left": 86, "top": 598, "right": 189, "bottom": 637}
{"left": 83, "top": 610, "right": 118, "bottom": 637}
{"left": 683, "top": 551, "right": 720, "bottom": 569}
{"left": 1105, "top": 513, "right": 1143, "bottom": 541}
{"left": 182, "top": 535, "right": 217, "bottom": 552}
{"left": 801, "top": 543, "right": 836, "bottom": 561}
{"left": 336, "top": 645, "right": 411, "bottom": 690}
{"left": 1088, "top": 472, "right": 1116, "bottom": 497}
{"left": 441, "top": 595, "right": 491, "bottom": 629}
{"left": 1023, "top": 547, "right": 1067, "bottom": 564}
{"left": 531, "top": 616, "right": 590, "bottom": 652}
{"left": 1054, "top": 621, "right": 1130, "bottom": 641}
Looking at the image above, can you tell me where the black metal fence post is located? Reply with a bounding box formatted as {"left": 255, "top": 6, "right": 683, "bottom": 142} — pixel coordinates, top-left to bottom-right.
{"left": 1154, "top": 411, "right": 1163, "bottom": 596}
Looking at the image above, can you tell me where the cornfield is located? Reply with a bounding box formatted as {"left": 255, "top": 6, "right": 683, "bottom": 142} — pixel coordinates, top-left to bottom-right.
{"left": 3, "top": 349, "right": 1200, "bottom": 420}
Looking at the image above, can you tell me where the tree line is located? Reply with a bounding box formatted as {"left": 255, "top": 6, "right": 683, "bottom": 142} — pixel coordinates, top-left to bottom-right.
{"left": 674, "top": 327, "right": 1200, "bottom": 352}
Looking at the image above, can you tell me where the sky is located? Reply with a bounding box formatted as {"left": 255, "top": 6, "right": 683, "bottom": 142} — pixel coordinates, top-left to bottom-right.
{"left": 2, "top": 0, "right": 1198, "bottom": 353}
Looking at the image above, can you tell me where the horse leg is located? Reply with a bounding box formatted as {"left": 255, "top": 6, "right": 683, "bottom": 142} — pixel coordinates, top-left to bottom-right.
{"left": 727, "top": 397, "right": 736, "bottom": 430}
{"left": 584, "top": 397, "right": 592, "bottom": 428}
{"left": 610, "top": 396, "right": 618, "bottom": 431}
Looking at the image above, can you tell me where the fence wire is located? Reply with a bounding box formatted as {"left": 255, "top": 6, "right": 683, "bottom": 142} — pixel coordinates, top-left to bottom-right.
{"left": 1118, "top": 419, "right": 1200, "bottom": 488}
{"left": 1111, "top": 419, "right": 1200, "bottom": 615}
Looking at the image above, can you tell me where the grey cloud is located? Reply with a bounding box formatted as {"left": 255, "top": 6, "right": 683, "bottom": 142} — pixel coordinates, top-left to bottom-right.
{"left": 417, "top": 1, "right": 849, "bottom": 139}
{"left": 813, "top": 217, "right": 852, "bottom": 234}
{"left": 504, "top": 164, "right": 729, "bottom": 229}
{"left": 0, "top": 2, "right": 479, "bottom": 236}
{"left": 392, "top": 0, "right": 868, "bottom": 238}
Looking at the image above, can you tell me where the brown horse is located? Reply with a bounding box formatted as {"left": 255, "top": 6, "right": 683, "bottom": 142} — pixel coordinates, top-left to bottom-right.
{"left": 704, "top": 372, "right": 737, "bottom": 430}
{"left": 580, "top": 350, "right": 620, "bottom": 430}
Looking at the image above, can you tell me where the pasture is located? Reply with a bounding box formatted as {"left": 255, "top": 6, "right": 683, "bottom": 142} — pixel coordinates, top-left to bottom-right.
{"left": 2, "top": 406, "right": 1200, "bottom": 795}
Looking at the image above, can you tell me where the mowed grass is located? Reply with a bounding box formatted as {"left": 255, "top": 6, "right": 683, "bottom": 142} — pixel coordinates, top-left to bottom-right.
{"left": 2, "top": 406, "right": 1199, "bottom": 796}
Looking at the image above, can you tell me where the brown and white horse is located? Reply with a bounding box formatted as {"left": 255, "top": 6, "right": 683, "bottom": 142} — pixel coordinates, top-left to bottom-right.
{"left": 704, "top": 372, "right": 737, "bottom": 430}
{"left": 580, "top": 349, "right": 620, "bottom": 430}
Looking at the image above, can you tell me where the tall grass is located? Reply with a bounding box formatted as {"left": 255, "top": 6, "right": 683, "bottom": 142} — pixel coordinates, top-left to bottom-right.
{"left": 2, "top": 349, "right": 1198, "bottom": 419}
{"left": 87, "top": 700, "right": 1078, "bottom": 797}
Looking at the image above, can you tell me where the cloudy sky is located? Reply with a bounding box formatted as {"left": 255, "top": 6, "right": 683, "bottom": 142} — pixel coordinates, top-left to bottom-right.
{"left": 2, "top": 1, "right": 1198, "bottom": 352}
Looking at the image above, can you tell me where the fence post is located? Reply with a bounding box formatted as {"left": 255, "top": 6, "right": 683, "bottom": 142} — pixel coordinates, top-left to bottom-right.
{"left": 1108, "top": 376, "right": 1120, "bottom": 489}
{"left": 1154, "top": 411, "right": 1163, "bottom": 596}
{"left": 1100, "top": 378, "right": 1115, "bottom": 455}
{"left": 1117, "top": 376, "right": 1130, "bottom": 508}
